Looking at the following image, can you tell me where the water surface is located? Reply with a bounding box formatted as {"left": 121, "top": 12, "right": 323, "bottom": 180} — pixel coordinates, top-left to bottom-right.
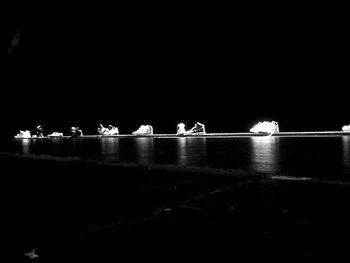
{"left": 1, "top": 136, "right": 349, "bottom": 180}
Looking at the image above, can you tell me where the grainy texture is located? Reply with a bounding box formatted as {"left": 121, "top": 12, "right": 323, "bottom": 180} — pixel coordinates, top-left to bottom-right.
{"left": 1, "top": 153, "right": 350, "bottom": 261}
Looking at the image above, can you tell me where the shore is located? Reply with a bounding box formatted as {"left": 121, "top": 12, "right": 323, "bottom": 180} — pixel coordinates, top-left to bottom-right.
{"left": 1, "top": 153, "right": 350, "bottom": 261}
{"left": 12, "top": 130, "right": 350, "bottom": 139}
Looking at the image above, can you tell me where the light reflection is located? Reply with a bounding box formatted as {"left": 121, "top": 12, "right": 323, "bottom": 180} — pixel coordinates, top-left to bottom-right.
{"left": 250, "top": 136, "right": 280, "bottom": 174}
{"left": 47, "top": 137, "right": 64, "bottom": 156}
{"left": 176, "top": 137, "right": 207, "bottom": 166}
{"left": 101, "top": 137, "right": 120, "bottom": 162}
{"left": 70, "top": 137, "right": 83, "bottom": 155}
{"left": 343, "top": 136, "right": 350, "bottom": 173}
{"left": 134, "top": 138, "right": 154, "bottom": 165}
{"left": 19, "top": 139, "right": 31, "bottom": 154}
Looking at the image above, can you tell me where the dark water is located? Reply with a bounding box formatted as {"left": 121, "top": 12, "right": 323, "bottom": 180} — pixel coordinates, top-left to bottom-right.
{"left": 1, "top": 136, "right": 349, "bottom": 180}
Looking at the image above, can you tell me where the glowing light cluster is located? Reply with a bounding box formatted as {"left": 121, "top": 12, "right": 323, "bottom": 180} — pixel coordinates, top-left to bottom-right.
{"left": 250, "top": 121, "right": 279, "bottom": 135}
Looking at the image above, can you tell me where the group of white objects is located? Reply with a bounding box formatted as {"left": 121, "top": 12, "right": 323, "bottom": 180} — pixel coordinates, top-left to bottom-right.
{"left": 13, "top": 121, "right": 350, "bottom": 138}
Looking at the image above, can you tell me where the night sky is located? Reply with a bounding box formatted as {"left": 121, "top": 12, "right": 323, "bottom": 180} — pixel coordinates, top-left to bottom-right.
{"left": 1, "top": 4, "right": 348, "bottom": 137}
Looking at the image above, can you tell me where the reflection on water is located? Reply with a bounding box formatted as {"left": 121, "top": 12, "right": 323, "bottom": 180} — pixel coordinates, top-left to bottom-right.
{"left": 176, "top": 137, "right": 207, "bottom": 166}
{"left": 101, "top": 138, "right": 120, "bottom": 162}
{"left": 19, "top": 139, "right": 31, "bottom": 154}
{"left": 134, "top": 138, "right": 154, "bottom": 165}
{"left": 48, "top": 138, "right": 65, "bottom": 156}
{"left": 343, "top": 136, "right": 350, "bottom": 173}
{"left": 250, "top": 136, "right": 280, "bottom": 174}
{"left": 5, "top": 136, "right": 350, "bottom": 180}
{"left": 70, "top": 138, "right": 84, "bottom": 156}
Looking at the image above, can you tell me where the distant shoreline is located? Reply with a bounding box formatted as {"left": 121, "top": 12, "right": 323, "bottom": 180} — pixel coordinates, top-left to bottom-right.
{"left": 9, "top": 130, "right": 350, "bottom": 140}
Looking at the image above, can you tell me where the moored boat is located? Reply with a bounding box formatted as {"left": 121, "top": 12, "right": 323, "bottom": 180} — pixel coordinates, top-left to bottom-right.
{"left": 13, "top": 131, "right": 350, "bottom": 139}
{"left": 342, "top": 125, "right": 350, "bottom": 132}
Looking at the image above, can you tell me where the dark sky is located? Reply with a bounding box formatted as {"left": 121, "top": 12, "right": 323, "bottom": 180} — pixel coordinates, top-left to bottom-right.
{"left": 1, "top": 4, "right": 349, "bottom": 136}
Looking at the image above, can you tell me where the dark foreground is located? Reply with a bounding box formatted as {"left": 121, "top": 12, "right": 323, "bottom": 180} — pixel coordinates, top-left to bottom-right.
{"left": 1, "top": 153, "right": 350, "bottom": 262}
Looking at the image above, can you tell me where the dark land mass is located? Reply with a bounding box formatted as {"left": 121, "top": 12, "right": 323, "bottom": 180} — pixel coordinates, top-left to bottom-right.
{"left": 1, "top": 153, "right": 350, "bottom": 262}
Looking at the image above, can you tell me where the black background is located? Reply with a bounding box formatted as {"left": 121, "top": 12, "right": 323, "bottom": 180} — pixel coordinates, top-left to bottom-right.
{"left": 1, "top": 3, "right": 348, "bottom": 137}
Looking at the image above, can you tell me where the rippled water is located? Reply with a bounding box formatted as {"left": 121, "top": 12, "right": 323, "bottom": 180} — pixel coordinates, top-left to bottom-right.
{"left": 1, "top": 136, "right": 350, "bottom": 180}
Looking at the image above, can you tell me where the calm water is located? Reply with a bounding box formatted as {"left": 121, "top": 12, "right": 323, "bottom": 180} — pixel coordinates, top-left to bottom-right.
{"left": 1, "top": 136, "right": 350, "bottom": 180}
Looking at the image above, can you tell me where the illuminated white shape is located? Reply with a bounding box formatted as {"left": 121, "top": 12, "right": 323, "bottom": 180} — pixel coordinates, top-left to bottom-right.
{"left": 185, "top": 122, "right": 206, "bottom": 135}
{"left": 48, "top": 132, "right": 64, "bottom": 137}
{"left": 250, "top": 121, "right": 279, "bottom": 135}
{"left": 104, "top": 125, "right": 119, "bottom": 135}
{"left": 15, "top": 130, "right": 31, "bottom": 138}
{"left": 132, "top": 125, "right": 153, "bottom": 135}
{"left": 97, "top": 124, "right": 108, "bottom": 135}
{"left": 71, "top": 127, "right": 83, "bottom": 136}
{"left": 342, "top": 125, "right": 350, "bottom": 132}
{"left": 176, "top": 123, "right": 186, "bottom": 135}
{"left": 24, "top": 248, "right": 39, "bottom": 259}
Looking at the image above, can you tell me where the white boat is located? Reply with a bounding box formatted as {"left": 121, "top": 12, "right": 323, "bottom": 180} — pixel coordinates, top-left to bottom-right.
{"left": 47, "top": 132, "right": 64, "bottom": 137}
{"left": 14, "top": 130, "right": 32, "bottom": 138}
{"left": 342, "top": 125, "right": 350, "bottom": 132}
{"left": 132, "top": 125, "right": 153, "bottom": 135}
{"left": 176, "top": 122, "right": 206, "bottom": 136}
{"left": 13, "top": 131, "right": 350, "bottom": 139}
{"left": 250, "top": 121, "right": 279, "bottom": 135}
